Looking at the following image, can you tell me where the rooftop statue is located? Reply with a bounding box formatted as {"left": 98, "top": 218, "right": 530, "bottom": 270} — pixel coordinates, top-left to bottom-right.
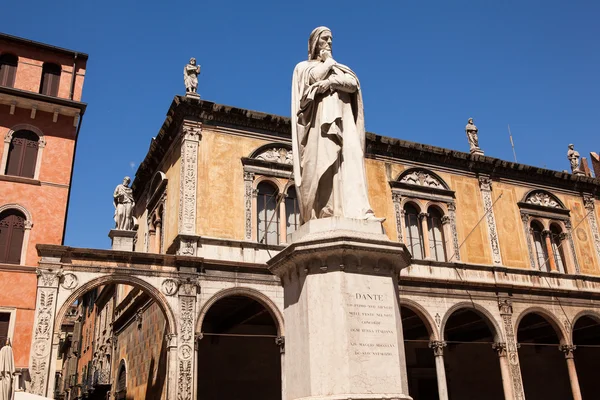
{"left": 466, "top": 118, "right": 483, "bottom": 155}
{"left": 291, "top": 27, "right": 382, "bottom": 223}
{"left": 567, "top": 144, "right": 583, "bottom": 175}
{"left": 113, "top": 176, "right": 135, "bottom": 230}
{"left": 184, "top": 57, "right": 201, "bottom": 95}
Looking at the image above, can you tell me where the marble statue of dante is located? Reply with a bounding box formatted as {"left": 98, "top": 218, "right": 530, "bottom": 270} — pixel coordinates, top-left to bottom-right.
{"left": 184, "top": 57, "right": 201, "bottom": 93}
{"left": 465, "top": 118, "right": 479, "bottom": 152}
{"left": 567, "top": 144, "right": 580, "bottom": 172}
{"left": 113, "top": 176, "right": 135, "bottom": 230}
{"left": 291, "top": 26, "right": 380, "bottom": 223}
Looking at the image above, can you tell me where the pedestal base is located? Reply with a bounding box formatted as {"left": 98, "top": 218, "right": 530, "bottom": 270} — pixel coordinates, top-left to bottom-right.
{"left": 185, "top": 91, "right": 200, "bottom": 99}
{"left": 108, "top": 229, "right": 136, "bottom": 251}
{"left": 470, "top": 147, "right": 484, "bottom": 156}
{"left": 269, "top": 218, "right": 412, "bottom": 400}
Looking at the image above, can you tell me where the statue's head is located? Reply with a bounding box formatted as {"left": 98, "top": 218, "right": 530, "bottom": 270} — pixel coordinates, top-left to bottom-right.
{"left": 123, "top": 176, "right": 131, "bottom": 185}
{"left": 189, "top": 57, "right": 196, "bottom": 65}
{"left": 308, "top": 26, "right": 332, "bottom": 60}
{"left": 468, "top": 118, "right": 474, "bottom": 124}
{"left": 568, "top": 144, "right": 574, "bottom": 149}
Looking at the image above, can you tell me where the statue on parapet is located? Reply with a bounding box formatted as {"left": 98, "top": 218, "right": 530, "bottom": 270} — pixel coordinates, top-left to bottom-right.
{"left": 466, "top": 118, "right": 483, "bottom": 155}
{"left": 184, "top": 57, "right": 201, "bottom": 96}
{"left": 567, "top": 144, "right": 584, "bottom": 175}
{"left": 113, "top": 176, "right": 135, "bottom": 230}
{"left": 291, "top": 26, "right": 382, "bottom": 224}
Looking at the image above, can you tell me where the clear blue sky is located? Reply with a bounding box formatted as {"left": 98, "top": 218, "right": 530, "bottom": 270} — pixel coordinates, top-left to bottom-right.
{"left": 3, "top": 1, "right": 599, "bottom": 249}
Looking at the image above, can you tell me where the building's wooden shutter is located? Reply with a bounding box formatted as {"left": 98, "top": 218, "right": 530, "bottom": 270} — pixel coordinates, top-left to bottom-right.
{"left": 5, "top": 130, "right": 39, "bottom": 178}
{"left": 40, "top": 63, "right": 61, "bottom": 97}
{"left": 0, "top": 210, "right": 26, "bottom": 264}
{"left": 0, "top": 313, "right": 9, "bottom": 349}
{"left": 0, "top": 54, "right": 17, "bottom": 87}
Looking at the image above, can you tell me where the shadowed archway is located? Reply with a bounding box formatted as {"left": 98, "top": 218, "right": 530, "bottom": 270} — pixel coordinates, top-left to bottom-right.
{"left": 197, "top": 295, "right": 281, "bottom": 400}
{"left": 572, "top": 314, "right": 600, "bottom": 399}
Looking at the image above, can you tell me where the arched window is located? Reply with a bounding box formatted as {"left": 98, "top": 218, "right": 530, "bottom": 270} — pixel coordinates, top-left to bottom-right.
{"left": 5, "top": 130, "right": 40, "bottom": 178}
{"left": 0, "top": 209, "right": 26, "bottom": 264}
{"left": 531, "top": 221, "right": 549, "bottom": 272}
{"left": 550, "top": 224, "right": 566, "bottom": 273}
{"left": 427, "top": 206, "right": 446, "bottom": 262}
{"left": 404, "top": 203, "right": 424, "bottom": 260}
{"left": 0, "top": 54, "right": 17, "bottom": 88}
{"left": 116, "top": 362, "right": 126, "bottom": 400}
{"left": 40, "top": 63, "right": 61, "bottom": 96}
{"left": 257, "top": 182, "right": 279, "bottom": 245}
{"left": 285, "top": 186, "right": 300, "bottom": 237}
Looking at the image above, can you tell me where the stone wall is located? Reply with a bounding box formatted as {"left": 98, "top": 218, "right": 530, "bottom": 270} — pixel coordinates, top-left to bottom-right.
{"left": 115, "top": 301, "right": 167, "bottom": 400}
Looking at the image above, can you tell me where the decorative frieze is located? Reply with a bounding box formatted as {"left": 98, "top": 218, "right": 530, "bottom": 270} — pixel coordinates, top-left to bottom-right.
{"left": 479, "top": 177, "right": 502, "bottom": 265}
{"left": 400, "top": 169, "right": 445, "bottom": 189}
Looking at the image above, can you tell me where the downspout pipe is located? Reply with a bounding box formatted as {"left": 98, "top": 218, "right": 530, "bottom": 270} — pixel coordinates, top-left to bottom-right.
{"left": 69, "top": 53, "right": 78, "bottom": 100}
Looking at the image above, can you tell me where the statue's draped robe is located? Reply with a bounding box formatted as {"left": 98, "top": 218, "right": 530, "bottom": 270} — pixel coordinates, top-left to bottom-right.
{"left": 113, "top": 185, "right": 134, "bottom": 230}
{"left": 291, "top": 60, "right": 374, "bottom": 223}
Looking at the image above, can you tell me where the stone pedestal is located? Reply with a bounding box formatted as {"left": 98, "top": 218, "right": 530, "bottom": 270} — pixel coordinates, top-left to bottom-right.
{"left": 185, "top": 91, "right": 200, "bottom": 99}
{"left": 470, "top": 147, "right": 484, "bottom": 156}
{"left": 108, "top": 229, "right": 136, "bottom": 251}
{"left": 268, "top": 218, "right": 412, "bottom": 400}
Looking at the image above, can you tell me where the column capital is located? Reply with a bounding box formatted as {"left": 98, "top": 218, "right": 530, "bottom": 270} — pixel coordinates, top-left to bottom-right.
{"left": 498, "top": 298, "right": 513, "bottom": 314}
{"left": 392, "top": 193, "right": 402, "bottom": 203}
{"left": 275, "top": 336, "right": 285, "bottom": 354}
{"left": 560, "top": 344, "right": 576, "bottom": 359}
{"left": 492, "top": 342, "right": 508, "bottom": 357}
{"left": 441, "top": 215, "right": 451, "bottom": 225}
{"left": 429, "top": 340, "right": 447, "bottom": 356}
{"left": 478, "top": 176, "right": 492, "bottom": 191}
{"left": 419, "top": 212, "right": 429, "bottom": 220}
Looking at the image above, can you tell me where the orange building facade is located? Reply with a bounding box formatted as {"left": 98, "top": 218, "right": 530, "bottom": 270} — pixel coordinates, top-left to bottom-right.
{"left": 0, "top": 32, "right": 87, "bottom": 385}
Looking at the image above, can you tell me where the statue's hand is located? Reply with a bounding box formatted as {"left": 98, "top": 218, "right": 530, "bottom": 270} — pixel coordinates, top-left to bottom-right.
{"left": 315, "top": 79, "right": 331, "bottom": 94}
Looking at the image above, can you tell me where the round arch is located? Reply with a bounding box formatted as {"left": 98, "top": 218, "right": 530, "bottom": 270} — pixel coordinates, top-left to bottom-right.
{"left": 514, "top": 307, "right": 568, "bottom": 344}
{"left": 522, "top": 189, "right": 567, "bottom": 209}
{"left": 254, "top": 176, "right": 285, "bottom": 193}
{"left": 196, "top": 287, "right": 284, "bottom": 336}
{"left": 0, "top": 203, "right": 32, "bottom": 224}
{"left": 440, "top": 302, "right": 503, "bottom": 342}
{"left": 396, "top": 168, "right": 450, "bottom": 190}
{"left": 570, "top": 310, "right": 600, "bottom": 343}
{"left": 249, "top": 142, "right": 292, "bottom": 159}
{"left": 5, "top": 123, "right": 46, "bottom": 146}
{"left": 424, "top": 201, "right": 448, "bottom": 215}
{"left": 399, "top": 298, "right": 439, "bottom": 340}
{"left": 54, "top": 274, "right": 177, "bottom": 336}
{"left": 401, "top": 199, "right": 424, "bottom": 213}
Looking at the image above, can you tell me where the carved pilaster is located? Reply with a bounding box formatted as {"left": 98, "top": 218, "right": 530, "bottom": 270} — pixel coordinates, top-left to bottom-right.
{"left": 446, "top": 203, "right": 460, "bottom": 261}
{"left": 176, "top": 283, "right": 197, "bottom": 400}
{"left": 583, "top": 195, "right": 600, "bottom": 267}
{"left": 29, "top": 269, "right": 62, "bottom": 396}
{"left": 244, "top": 172, "right": 255, "bottom": 240}
{"left": 178, "top": 122, "right": 201, "bottom": 241}
{"left": 429, "top": 340, "right": 446, "bottom": 357}
{"left": 564, "top": 222, "right": 581, "bottom": 274}
{"left": 392, "top": 193, "right": 404, "bottom": 243}
{"left": 479, "top": 176, "right": 502, "bottom": 265}
{"left": 498, "top": 298, "right": 525, "bottom": 400}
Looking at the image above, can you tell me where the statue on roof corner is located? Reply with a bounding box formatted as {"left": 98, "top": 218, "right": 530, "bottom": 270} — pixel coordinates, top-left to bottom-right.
{"left": 466, "top": 118, "right": 483, "bottom": 155}
{"left": 114, "top": 176, "right": 135, "bottom": 230}
{"left": 184, "top": 57, "right": 201, "bottom": 96}
{"left": 567, "top": 144, "right": 584, "bottom": 175}
{"left": 291, "top": 26, "right": 383, "bottom": 224}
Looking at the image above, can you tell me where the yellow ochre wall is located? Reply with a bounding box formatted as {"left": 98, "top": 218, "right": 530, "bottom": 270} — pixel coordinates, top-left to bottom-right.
{"left": 184, "top": 127, "right": 599, "bottom": 274}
